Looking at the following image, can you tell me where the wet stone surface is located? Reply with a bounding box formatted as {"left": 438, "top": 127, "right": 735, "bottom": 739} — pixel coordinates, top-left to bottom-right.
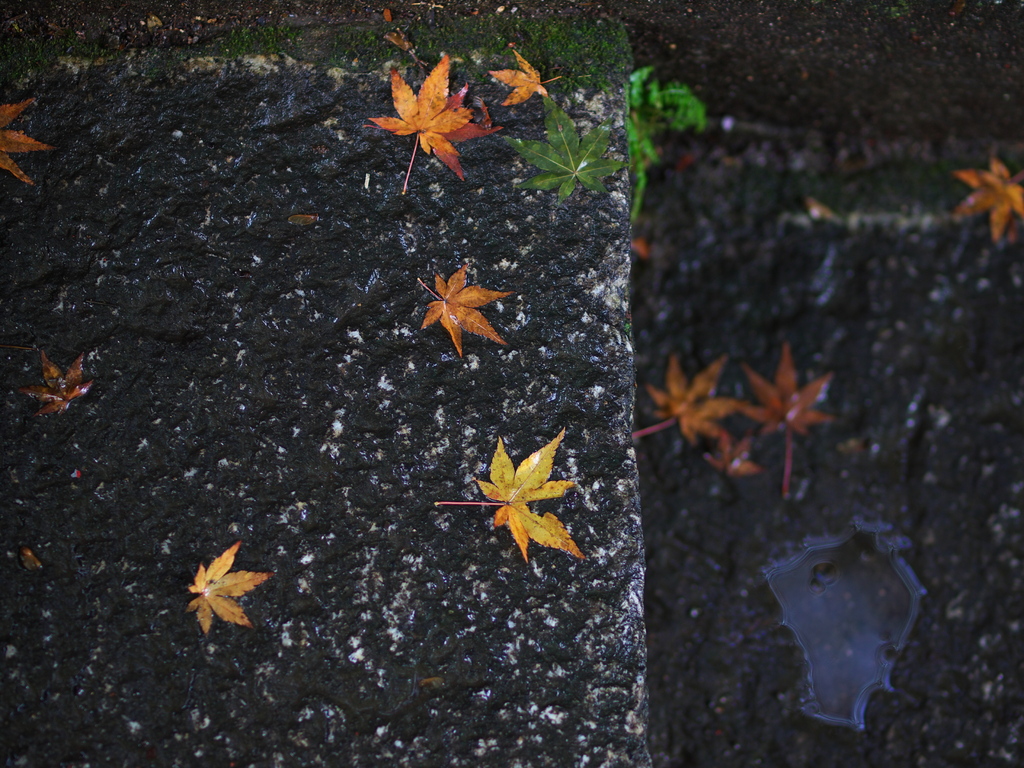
{"left": 636, "top": 129, "right": 1024, "bottom": 766}
{"left": 0, "top": 44, "right": 646, "bottom": 767}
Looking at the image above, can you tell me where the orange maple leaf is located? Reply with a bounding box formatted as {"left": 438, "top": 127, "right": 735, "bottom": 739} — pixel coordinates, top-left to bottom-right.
{"left": 488, "top": 50, "right": 561, "bottom": 106}
{"left": 741, "top": 342, "right": 833, "bottom": 496}
{"left": 18, "top": 350, "right": 93, "bottom": 415}
{"left": 367, "top": 54, "right": 502, "bottom": 193}
{"left": 703, "top": 431, "right": 764, "bottom": 478}
{"left": 419, "top": 264, "right": 512, "bottom": 357}
{"left": 187, "top": 541, "right": 273, "bottom": 634}
{"left": 0, "top": 99, "right": 54, "bottom": 185}
{"left": 952, "top": 156, "right": 1024, "bottom": 243}
{"left": 635, "top": 354, "right": 741, "bottom": 443}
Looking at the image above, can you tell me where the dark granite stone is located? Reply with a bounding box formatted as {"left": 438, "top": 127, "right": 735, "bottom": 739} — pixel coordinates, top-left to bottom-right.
{"left": 1, "top": 37, "right": 647, "bottom": 768}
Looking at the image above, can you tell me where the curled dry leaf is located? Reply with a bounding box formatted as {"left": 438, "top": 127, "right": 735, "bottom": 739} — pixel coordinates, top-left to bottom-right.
{"left": 18, "top": 350, "right": 94, "bottom": 415}
{"left": 420, "top": 264, "right": 512, "bottom": 357}
{"left": 367, "top": 54, "right": 502, "bottom": 193}
{"left": 187, "top": 541, "right": 273, "bottom": 634}
{"left": 489, "top": 50, "right": 560, "bottom": 106}
{"left": 952, "top": 156, "right": 1024, "bottom": 243}
{"left": 19, "top": 546, "right": 43, "bottom": 571}
{"left": 474, "top": 429, "right": 582, "bottom": 562}
{"left": 0, "top": 99, "right": 54, "bottom": 185}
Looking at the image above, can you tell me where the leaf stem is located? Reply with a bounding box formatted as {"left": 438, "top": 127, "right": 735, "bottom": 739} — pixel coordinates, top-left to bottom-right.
{"left": 0, "top": 344, "right": 35, "bottom": 350}
{"left": 434, "top": 501, "right": 504, "bottom": 506}
{"left": 782, "top": 424, "right": 793, "bottom": 498}
{"left": 403, "top": 139, "right": 419, "bottom": 194}
{"left": 417, "top": 278, "right": 442, "bottom": 300}
{"left": 631, "top": 417, "right": 677, "bottom": 440}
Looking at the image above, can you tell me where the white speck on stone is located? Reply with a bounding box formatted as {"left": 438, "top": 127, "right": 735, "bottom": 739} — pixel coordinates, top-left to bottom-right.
{"left": 590, "top": 385, "right": 605, "bottom": 399}
{"left": 171, "top": 129, "right": 183, "bottom": 139}
{"left": 127, "top": 719, "right": 142, "bottom": 734}
{"left": 466, "top": 355, "right": 480, "bottom": 370}
{"left": 137, "top": 438, "right": 149, "bottom": 451}
{"left": 184, "top": 468, "right": 197, "bottom": 479}
{"left": 348, "top": 647, "right": 364, "bottom": 663}
{"left": 331, "top": 420, "right": 343, "bottom": 437}
{"left": 5, "top": 645, "right": 16, "bottom": 658}
{"left": 347, "top": 329, "right": 362, "bottom": 343}
{"left": 378, "top": 374, "right": 394, "bottom": 391}
{"left": 540, "top": 707, "right": 566, "bottom": 725}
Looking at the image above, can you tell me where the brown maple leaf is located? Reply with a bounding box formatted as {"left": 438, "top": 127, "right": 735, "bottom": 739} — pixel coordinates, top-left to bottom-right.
{"left": 437, "top": 429, "right": 582, "bottom": 562}
{"left": 18, "top": 350, "right": 94, "bottom": 415}
{"left": 419, "top": 264, "right": 512, "bottom": 357}
{"left": 704, "top": 431, "right": 764, "bottom": 478}
{"left": 187, "top": 541, "right": 273, "bottom": 634}
{"left": 488, "top": 50, "right": 561, "bottom": 106}
{"left": 952, "top": 157, "right": 1024, "bottom": 243}
{"left": 0, "top": 99, "right": 54, "bottom": 185}
{"left": 634, "top": 354, "right": 742, "bottom": 444}
{"left": 367, "top": 54, "right": 502, "bottom": 193}
{"left": 741, "top": 341, "right": 834, "bottom": 497}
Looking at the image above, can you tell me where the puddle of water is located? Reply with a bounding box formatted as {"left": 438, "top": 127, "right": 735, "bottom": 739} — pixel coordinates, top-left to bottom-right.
{"left": 766, "top": 523, "right": 925, "bottom": 729}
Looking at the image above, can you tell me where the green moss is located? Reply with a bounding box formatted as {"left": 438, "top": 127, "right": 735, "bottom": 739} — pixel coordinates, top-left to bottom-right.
{"left": 0, "top": 33, "right": 105, "bottom": 88}
{"left": 217, "top": 27, "right": 301, "bottom": 58}
{"left": 327, "top": 17, "right": 631, "bottom": 92}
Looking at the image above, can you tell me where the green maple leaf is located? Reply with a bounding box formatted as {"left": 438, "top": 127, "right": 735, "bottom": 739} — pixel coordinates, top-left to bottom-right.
{"left": 505, "top": 97, "right": 626, "bottom": 204}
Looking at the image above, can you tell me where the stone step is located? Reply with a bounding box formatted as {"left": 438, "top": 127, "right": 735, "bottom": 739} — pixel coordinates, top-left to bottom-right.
{"left": 1, "top": 20, "right": 649, "bottom": 768}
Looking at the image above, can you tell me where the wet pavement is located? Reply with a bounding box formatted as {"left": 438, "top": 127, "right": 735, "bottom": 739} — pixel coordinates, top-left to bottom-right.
{"left": 635, "top": 127, "right": 1024, "bottom": 767}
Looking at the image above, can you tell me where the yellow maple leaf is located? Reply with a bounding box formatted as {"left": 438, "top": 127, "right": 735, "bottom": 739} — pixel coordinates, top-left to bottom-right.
{"left": 186, "top": 541, "right": 273, "bottom": 634}
{"left": 488, "top": 50, "right": 560, "bottom": 106}
{"left": 473, "top": 428, "right": 583, "bottom": 562}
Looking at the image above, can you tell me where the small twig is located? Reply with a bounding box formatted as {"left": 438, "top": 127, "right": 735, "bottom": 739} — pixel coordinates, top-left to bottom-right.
{"left": 631, "top": 417, "right": 677, "bottom": 440}
{"left": 0, "top": 344, "right": 35, "bottom": 350}
{"left": 782, "top": 424, "right": 793, "bottom": 498}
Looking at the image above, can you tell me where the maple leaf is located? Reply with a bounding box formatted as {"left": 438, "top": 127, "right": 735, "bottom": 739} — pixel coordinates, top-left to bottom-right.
{"left": 952, "top": 156, "right": 1024, "bottom": 243}
{"left": 18, "top": 350, "right": 94, "bottom": 415}
{"left": 187, "top": 541, "right": 273, "bottom": 634}
{"left": 472, "top": 428, "right": 582, "bottom": 562}
{"left": 488, "top": 50, "right": 561, "bottom": 106}
{"left": 704, "top": 431, "right": 764, "bottom": 478}
{"left": 367, "top": 54, "right": 502, "bottom": 193}
{"left": 419, "top": 264, "right": 512, "bottom": 357}
{"left": 505, "top": 97, "right": 626, "bottom": 204}
{"left": 633, "top": 354, "right": 741, "bottom": 444}
{"left": 0, "top": 99, "right": 54, "bottom": 185}
{"left": 741, "top": 342, "right": 834, "bottom": 497}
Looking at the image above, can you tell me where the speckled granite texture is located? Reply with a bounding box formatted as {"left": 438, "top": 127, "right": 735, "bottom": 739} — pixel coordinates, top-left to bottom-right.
{"left": 0, "top": 34, "right": 648, "bottom": 767}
